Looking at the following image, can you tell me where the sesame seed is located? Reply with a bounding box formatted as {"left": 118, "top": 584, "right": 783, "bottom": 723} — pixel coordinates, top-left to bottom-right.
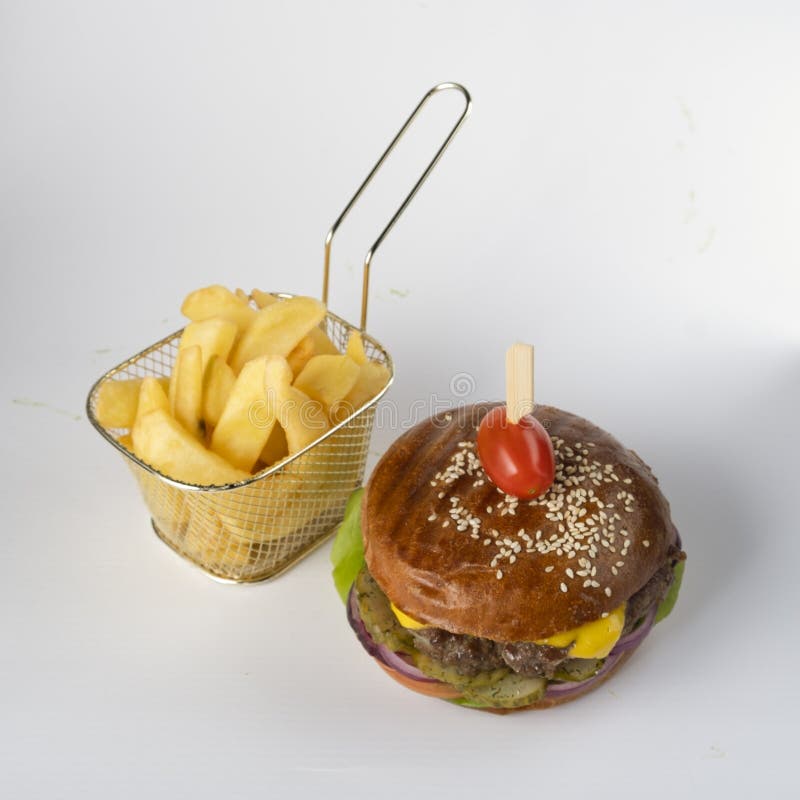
{"left": 560, "top": 582, "right": 568, "bottom": 593}
{"left": 441, "top": 433, "right": 638, "bottom": 584}
{"left": 496, "top": 570, "right": 503, "bottom": 580}
{"left": 604, "top": 587, "right": 612, "bottom": 597}
{"left": 643, "top": 540, "right": 650, "bottom": 547}
{"left": 427, "top": 514, "right": 436, "bottom": 522}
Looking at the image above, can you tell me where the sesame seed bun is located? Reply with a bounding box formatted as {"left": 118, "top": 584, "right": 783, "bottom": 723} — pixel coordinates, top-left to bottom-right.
{"left": 363, "top": 403, "right": 679, "bottom": 642}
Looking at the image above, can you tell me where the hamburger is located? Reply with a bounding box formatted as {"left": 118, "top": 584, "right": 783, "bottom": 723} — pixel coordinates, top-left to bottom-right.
{"left": 332, "top": 402, "right": 685, "bottom": 712}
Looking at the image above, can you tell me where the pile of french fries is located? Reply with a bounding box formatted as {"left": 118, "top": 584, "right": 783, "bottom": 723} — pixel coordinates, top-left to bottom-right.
{"left": 94, "top": 285, "right": 390, "bottom": 486}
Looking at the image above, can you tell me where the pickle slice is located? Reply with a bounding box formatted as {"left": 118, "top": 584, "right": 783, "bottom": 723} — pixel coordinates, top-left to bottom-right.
{"left": 354, "top": 566, "right": 544, "bottom": 708}
{"left": 552, "top": 658, "right": 605, "bottom": 682}
{"left": 412, "top": 652, "right": 509, "bottom": 691}
{"left": 354, "top": 568, "right": 414, "bottom": 653}
{"left": 461, "top": 672, "right": 547, "bottom": 709}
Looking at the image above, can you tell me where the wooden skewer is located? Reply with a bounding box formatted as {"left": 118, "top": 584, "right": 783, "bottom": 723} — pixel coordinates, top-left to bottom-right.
{"left": 505, "top": 342, "right": 534, "bottom": 424}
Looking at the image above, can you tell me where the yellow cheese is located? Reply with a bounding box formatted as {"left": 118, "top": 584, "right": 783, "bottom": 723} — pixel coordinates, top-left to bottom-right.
{"left": 389, "top": 599, "right": 626, "bottom": 659}
{"left": 389, "top": 602, "right": 428, "bottom": 630}
{"left": 535, "top": 604, "right": 626, "bottom": 659}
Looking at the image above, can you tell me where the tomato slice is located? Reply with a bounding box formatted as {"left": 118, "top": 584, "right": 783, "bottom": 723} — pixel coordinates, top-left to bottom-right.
{"left": 477, "top": 406, "right": 555, "bottom": 498}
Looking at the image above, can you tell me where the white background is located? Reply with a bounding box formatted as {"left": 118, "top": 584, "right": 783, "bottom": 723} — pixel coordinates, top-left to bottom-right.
{"left": 2, "top": 1, "right": 799, "bottom": 797}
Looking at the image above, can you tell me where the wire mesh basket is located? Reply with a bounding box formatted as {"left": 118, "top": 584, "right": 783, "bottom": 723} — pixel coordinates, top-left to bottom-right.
{"left": 86, "top": 83, "right": 471, "bottom": 582}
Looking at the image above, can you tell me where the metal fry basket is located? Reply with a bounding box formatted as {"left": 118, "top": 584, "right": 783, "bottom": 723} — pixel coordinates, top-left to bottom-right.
{"left": 87, "top": 83, "right": 471, "bottom": 582}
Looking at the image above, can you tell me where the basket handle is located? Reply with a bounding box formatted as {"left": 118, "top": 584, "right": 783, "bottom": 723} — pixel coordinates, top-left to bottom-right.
{"left": 322, "top": 82, "right": 472, "bottom": 331}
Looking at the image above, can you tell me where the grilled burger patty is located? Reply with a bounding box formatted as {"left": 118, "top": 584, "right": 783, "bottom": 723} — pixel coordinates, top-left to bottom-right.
{"left": 359, "top": 543, "right": 681, "bottom": 680}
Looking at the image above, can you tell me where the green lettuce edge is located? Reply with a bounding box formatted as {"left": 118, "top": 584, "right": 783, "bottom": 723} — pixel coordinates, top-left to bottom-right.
{"left": 331, "top": 488, "right": 366, "bottom": 603}
{"left": 655, "top": 560, "right": 685, "bottom": 623}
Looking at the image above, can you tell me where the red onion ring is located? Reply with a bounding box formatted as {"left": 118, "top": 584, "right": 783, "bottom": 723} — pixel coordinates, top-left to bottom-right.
{"left": 544, "top": 652, "right": 624, "bottom": 698}
{"left": 610, "top": 603, "right": 657, "bottom": 655}
{"left": 347, "top": 587, "right": 440, "bottom": 684}
{"left": 543, "top": 601, "right": 659, "bottom": 699}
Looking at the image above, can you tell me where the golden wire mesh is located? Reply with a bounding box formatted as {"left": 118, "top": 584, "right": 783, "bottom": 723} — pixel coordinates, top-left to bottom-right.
{"left": 87, "top": 297, "right": 393, "bottom": 582}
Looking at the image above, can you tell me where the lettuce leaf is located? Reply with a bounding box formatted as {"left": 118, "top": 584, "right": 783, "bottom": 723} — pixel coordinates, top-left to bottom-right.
{"left": 655, "top": 560, "right": 685, "bottom": 623}
{"left": 331, "top": 488, "right": 365, "bottom": 603}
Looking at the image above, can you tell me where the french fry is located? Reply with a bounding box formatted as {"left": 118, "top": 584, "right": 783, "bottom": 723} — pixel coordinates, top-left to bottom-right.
{"left": 261, "top": 355, "right": 294, "bottom": 401}
{"left": 286, "top": 324, "right": 342, "bottom": 383}
{"left": 234, "top": 288, "right": 249, "bottom": 302}
{"left": 209, "top": 433, "right": 358, "bottom": 544}
{"left": 251, "top": 288, "right": 279, "bottom": 309}
{"left": 137, "top": 376, "right": 170, "bottom": 419}
{"left": 259, "top": 422, "right": 288, "bottom": 466}
{"left": 307, "top": 325, "right": 339, "bottom": 356}
{"left": 132, "top": 408, "right": 249, "bottom": 485}
{"left": 181, "top": 285, "right": 256, "bottom": 332}
{"left": 170, "top": 345, "right": 204, "bottom": 440}
{"left": 230, "top": 296, "right": 326, "bottom": 373}
{"left": 95, "top": 377, "right": 169, "bottom": 429}
{"left": 277, "top": 386, "right": 330, "bottom": 454}
{"left": 210, "top": 356, "right": 278, "bottom": 471}
{"left": 287, "top": 335, "right": 315, "bottom": 377}
{"left": 332, "top": 361, "right": 391, "bottom": 422}
{"left": 184, "top": 520, "right": 254, "bottom": 573}
{"left": 202, "top": 355, "right": 235, "bottom": 429}
{"left": 293, "top": 354, "right": 360, "bottom": 415}
{"left": 256, "top": 355, "right": 329, "bottom": 454}
{"left": 95, "top": 379, "right": 140, "bottom": 428}
{"left": 345, "top": 330, "right": 368, "bottom": 366}
{"left": 179, "top": 318, "right": 237, "bottom": 372}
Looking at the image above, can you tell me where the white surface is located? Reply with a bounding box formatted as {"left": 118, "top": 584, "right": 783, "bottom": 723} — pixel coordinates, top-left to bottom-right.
{"left": 2, "top": 1, "right": 799, "bottom": 797}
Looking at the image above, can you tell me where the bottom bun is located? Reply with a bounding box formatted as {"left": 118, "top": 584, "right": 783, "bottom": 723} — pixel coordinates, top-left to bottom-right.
{"left": 373, "top": 648, "right": 638, "bottom": 713}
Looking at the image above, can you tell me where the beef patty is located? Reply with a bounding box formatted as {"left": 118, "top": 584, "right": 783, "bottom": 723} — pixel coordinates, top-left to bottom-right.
{"left": 409, "top": 546, "right": 682, "bottom": 678}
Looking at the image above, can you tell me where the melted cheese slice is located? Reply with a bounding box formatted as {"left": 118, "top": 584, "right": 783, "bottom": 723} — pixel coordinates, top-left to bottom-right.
{"left": 535, "top": 604, "right": 626, "bottom": 658}
{"left": 390, "top": 602, "right": 428, "bottom": 630}
{"left": 390, "top": 601, "right": 627, "bottom": 659}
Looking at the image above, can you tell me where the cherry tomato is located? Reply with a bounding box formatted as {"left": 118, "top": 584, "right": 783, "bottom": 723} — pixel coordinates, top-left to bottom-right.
{"left": 477, "top": 405, "right": 555, "bottom": 498}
